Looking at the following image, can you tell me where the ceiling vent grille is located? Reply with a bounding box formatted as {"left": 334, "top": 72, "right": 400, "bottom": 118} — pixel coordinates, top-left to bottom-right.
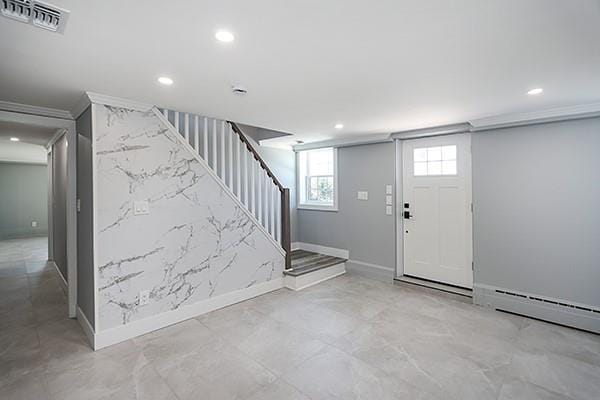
{"left": 1, "top": 0, "right": 69, "bottom": 33}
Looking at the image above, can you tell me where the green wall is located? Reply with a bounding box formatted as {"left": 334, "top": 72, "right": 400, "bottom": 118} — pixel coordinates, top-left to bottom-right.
{"left": 0, "top": 162, "right": 48, "bottom": 239}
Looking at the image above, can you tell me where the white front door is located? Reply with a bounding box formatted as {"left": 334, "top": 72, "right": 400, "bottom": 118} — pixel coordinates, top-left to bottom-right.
{"left": 402, "top": 133, "right": 473, "bottom": 288}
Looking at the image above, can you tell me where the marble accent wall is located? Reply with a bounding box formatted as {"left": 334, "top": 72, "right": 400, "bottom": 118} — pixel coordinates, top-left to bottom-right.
{"left": 94, "top": 105, "right": 284, "bottom": 330}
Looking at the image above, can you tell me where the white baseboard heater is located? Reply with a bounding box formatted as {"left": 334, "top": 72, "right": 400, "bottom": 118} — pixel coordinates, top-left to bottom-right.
{"left": 473, "top": 284, "right": 600, "bottom": 334}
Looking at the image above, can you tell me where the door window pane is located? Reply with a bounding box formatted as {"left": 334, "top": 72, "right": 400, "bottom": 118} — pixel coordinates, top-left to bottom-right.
{"left": 414, "top": 144, "right": 457, "bottom": 176}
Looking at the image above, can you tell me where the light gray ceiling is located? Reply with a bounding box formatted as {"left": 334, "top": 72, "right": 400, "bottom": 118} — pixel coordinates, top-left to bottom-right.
{"left": 1, "top": 0, "right": 599, "bottom": 143}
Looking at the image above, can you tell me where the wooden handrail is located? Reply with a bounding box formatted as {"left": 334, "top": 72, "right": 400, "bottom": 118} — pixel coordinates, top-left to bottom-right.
{"left": 228, "top": 121, "right": 285, "bottom": 192}
{"left": 228, "top": 121, "right": 292, "bottom": 270}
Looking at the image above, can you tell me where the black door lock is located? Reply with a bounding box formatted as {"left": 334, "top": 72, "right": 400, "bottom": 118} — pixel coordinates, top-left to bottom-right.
{"left": 403, "top": 211, "right": 411, "bottom": 219}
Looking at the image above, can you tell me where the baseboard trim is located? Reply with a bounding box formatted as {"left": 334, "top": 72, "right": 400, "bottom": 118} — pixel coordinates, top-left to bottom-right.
{"left": 93, "top": 278, "right": 284, "bottom": 350}
{"left": 395, "top": 275, "right": 472, "bottom": 298}
{"left": 50, "top": 260, "right": 68, "bottom": 294}
{"left": 473, "top": 284, "right": 600, "bottom": 334}
{"left": 346, "top": 259, "right": 394, "bottom": 282}
{"left": 285, "top": 262, "right": 346, "bottom": 291}
{"left": 76, "top": 306, "right": 96, "bottom": 348}
{"left": 292, "top": 242, "right": 349, "bottom": 259}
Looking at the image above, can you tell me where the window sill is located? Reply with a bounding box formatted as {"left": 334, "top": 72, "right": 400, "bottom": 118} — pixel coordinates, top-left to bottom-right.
{"left": 298, "top": 204, "right": 339, "bottom": 212}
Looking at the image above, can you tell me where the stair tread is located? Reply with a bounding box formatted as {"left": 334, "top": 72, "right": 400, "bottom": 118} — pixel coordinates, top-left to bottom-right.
{"left": 285, "top": 250, "right": 346, "bottom": 277}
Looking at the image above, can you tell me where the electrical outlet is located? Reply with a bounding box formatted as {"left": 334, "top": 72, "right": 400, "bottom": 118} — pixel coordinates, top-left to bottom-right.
{"left": 357, "top": 191, "right": 368, "bottom": 200}
{"left": 385, "top": 184, "right": 393, "bottom": 195}
{"left": 133, "top": 200, "right": 150, "bottom": 215}
{"left": 139, "top": 290, "right": 150, "bottom": 305}
{"left": 31, "top": 221, "right": 38, "bottom": 227}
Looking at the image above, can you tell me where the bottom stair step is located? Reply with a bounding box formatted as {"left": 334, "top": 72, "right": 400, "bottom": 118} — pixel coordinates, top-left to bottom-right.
{"left": 284, "top": 250, "right": 346, "bottom": 291}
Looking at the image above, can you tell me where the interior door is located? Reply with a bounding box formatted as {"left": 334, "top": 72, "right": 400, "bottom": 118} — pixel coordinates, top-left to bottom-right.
{"left": 402, "top": 133, "right": 472, "bottom": 288}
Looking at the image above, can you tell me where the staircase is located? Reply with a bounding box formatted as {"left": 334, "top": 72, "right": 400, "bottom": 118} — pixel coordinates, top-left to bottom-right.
{"left": 158, "top": 108, "right": 291, "bottom": 269}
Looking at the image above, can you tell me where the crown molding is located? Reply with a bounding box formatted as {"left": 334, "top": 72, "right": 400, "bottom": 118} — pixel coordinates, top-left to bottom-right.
{"left": 0, "top": 100, "right": 73, "bottom": 120}
{"left": 84, "top": 92, "right": 154, "bottom": 113}
{"left": 390, "top": 123, "right": 471, "bottom": 140}
{"left": 293, "top": 133, "right": 392, "bottom": 151}
{"left": 71, "top": 93, "right": 92, "bottom": 119}
{"left": 469, "top": 102, "right": 600, "bottom": 131}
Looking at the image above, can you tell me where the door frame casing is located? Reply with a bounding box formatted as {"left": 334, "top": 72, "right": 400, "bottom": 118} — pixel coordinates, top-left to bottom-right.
{"left": 0, "top": 108, "right": 77, "bottom": 317}
{"left": 394, "top": 133, "right": 473, "bottom": 289}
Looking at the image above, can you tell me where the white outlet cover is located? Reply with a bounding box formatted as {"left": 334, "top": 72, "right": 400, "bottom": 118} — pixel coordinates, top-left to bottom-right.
{"left": 31, "top": 221, "right": 38, "bottom": 227}
{"left": 386, "top": 184, "right": 393, "bottom": 195}
{"left": 357, "top": 191, "right": 368, "bottom": 200}
{"left": 133, "top": 200, "right": 150, "bottom": 215}
{"left": 386, "top": 205, "right": 393, "bottom": 215}
{"left": 386, "top": 195, "right": 393, "bottom": 205}
{"left": 139, "top": 290, "right": 150, "bottom": 305}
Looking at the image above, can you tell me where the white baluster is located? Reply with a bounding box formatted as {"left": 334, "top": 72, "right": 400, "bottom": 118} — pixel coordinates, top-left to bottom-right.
{"left": 276, "top": 189, "right": 281, "bottom": 244}
{"left": 203, "top": 117, "right": 208, "bottom": 161}
{"left": 228, "top": 124, "right": 233, "bottom": 189}
{"left": 236, "top": 133, "right": 241, "bottom": 198}
{"left": 270, "top": 182, "right": 275, "bottom": 237}
{"left": 243, "top": 146, "right": 248, "bottom": 207}
{"left": 220, "top": 121, "right": 225, "bottom": 180}
{"left": 250, "top": 157, "right": 255, "bottom": 215}
{"left": 174, "top": 111, "right": 180, "bottom": 134}
{"left": 163, "top": 109, "right": 168, "bottom": 119}
{"left": 264, "top": 171, "right": 270, "bottom": 232}
{"left": 212, "top": 119, "right": 217, "bottom": 171}
{"left": 184, "top": 113, "right": 189, "bottom": 142}
{"left": 194, "top": 115, "right": 199, "bottom": 153}
{"left": 257, "top": 163, "right": 262, "bottom": 224}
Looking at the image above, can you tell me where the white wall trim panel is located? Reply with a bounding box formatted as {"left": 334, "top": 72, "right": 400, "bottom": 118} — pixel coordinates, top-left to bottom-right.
{"left": 94, "top": 278, "right": 284, "bottom": 350}
{"left": 51, "top": 260, "right": 68, "bottom": 293}
{"left": 77, "top": 306, "right": 96, "bottom": 349}
{"left": 84, "top": 92, "right": 154, "bottom": 114}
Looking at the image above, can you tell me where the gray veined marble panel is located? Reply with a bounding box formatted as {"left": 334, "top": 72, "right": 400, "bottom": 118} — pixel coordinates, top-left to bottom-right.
{"left": 94, "top": 105, "right": 284, "bottom": 330}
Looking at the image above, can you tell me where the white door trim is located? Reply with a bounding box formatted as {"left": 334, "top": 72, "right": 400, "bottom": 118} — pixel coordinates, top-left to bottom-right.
{"left": 395, "top": 134, "right": 473, "bottom": 289}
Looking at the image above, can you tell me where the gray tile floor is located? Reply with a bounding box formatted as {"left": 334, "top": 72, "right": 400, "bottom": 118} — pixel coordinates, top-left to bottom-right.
{"left": 1, "top": 237, "right": 599, "bottom": 400}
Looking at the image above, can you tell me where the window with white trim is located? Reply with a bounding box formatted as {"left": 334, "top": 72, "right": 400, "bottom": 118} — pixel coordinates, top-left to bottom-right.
{"left": 298, "top": 147, "right": 337, "bottom": 210}
{"left": 414, "top": 145, "right": 457, "bottom": 176}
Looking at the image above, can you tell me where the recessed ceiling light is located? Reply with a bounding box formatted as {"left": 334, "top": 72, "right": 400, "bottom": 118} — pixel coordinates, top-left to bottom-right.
{"left": 10, "top": 137, "right": 19, "bottom": 142}
{"left": 157, "top": 76, "right": 174, "bottom": 85}
{"left": 215, "top": 30, "right": 235, "bottom": 43}
{"left": 527, "top": 88, "right": 543, "bottom": 95}
{"left": 335, "top": 123, "right": 344, "bottom": 129}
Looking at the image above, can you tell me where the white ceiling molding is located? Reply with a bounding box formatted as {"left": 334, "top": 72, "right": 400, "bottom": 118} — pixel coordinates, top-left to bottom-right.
{"left": 390, "top": 123, "right": 471, "bottom": 140}
{"left": 293, "top": 133, "right": 392, "bottom": 151}
{"left": 84, "top": 92, "right": 154, "bottom": 113}
{"left": 71, "top": 93, "right": 92, "bottom": 119}
{"left": 0, "top": 100, "right": 73, "bottom": 120}
{"left": 469, "top": 102, "right": 600, "bottom": 131}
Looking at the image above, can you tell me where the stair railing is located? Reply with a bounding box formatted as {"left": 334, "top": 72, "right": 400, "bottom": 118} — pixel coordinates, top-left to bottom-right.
{"left": 160, "top": 109, "right": 291, "bottom": 270}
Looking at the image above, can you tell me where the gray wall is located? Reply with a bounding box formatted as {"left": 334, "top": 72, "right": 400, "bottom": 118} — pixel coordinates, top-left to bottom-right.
{"left": 51, "top": 134, "right": 68, "bottom": 281}
{"left": 0, "top": 162, "right": 48, "bottom": 239}
{"left": 298, "top": 142, "right": 396, "bottom": 275}
{"left": 76, "top": 106, "right": 95, "bottom": 327}
{"left": 473, "top": 117, "right": 600, "bottom": 307}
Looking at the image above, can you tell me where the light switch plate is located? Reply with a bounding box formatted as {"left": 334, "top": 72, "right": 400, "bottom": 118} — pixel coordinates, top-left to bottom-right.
{"left": 386, "top": 184, "right": 393, "bottom": 195}
{"left": 133, "top": 200, "right": 150, "bottom": 215}
{"left": 139, "top": 290, "right": 150, "bottom": 305}
{"left": 386, "top": 205, "right": 393, "bottom": 215}
{"left": 357, "top": 191, "right": 369, "bottom": 200}
{"left": 31, "top": 221, "right": 38, "bottom": 227}
{"left": 76, "top": 198, "right": 81, "bottom": 212}
{"left": 386, "top": 195, "right": 393, "bottom": 205}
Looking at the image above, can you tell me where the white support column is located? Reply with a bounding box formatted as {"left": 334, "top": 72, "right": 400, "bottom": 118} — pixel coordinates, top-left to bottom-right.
{"left": 228, "top": 124, "right": 233, "bottom": 188}
{"left": 220, "top": 121, "right": 226, "bottom": 180}
{"left": 236, "top": 133, "right": 241, "bottom": 198}
{"left": 212, "top": 119, "right": 217, "bottom": 171}
{"left": 194, "top": 115, "right": 199, "bottom": 153}
{"left": 203, "top": 117, "right": 208, "bottom": 161}
{"left": 174, "top": 111, "right": 180, "bottom": 134}
{"left": 184, "top": 113, "right": 189, "bottom": 142}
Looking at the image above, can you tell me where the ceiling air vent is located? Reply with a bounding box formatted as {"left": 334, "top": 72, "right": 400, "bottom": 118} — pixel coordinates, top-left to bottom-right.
{"left": 1, "top": 0, "right": 69, "bottom": 33}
